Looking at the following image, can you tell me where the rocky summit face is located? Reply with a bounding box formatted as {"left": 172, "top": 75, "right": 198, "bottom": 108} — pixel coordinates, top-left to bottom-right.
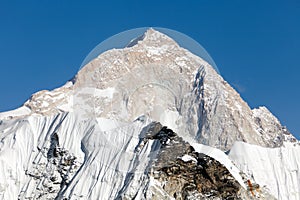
{"left": 0, "top": 29, "right": 299, "bottom": 200}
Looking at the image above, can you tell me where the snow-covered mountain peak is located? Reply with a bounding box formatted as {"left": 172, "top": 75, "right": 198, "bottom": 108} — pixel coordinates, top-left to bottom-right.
{"left": 72, "top": 30, "right": 212, "bottom": 126}
{"left": 1, "top": 29, "right": 297, "bottom": 150}
{"left": 129, "top": 28, "right": 180, "bottom": 48}
{"left": 0, "top": 28, "right": 299, "bottom": 200}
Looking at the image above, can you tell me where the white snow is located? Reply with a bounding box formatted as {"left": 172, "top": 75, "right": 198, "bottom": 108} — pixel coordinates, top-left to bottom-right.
{"left": 181, "top": 155, "right": 197, "bottom": 163}
{"left": 0, "top": 106, "right": 31, "bottom": 120}
{"left": 159, "top": 109, "right": 181, "bottom": 134}
{"left": 0, "top": 113, "right": 156, "bottom": 199}
{"left": 94, "top": 87, "right": 115, "bottom": 99}
{"left": 229, "top": 141, "right": 300, "bottom": 200}
{"left": 96, "top": 117, "right": 127, "bottom": 132}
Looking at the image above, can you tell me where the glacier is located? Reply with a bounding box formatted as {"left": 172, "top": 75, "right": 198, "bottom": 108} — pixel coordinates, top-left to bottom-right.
{"left": 0, "top": 28, "right": 299, "bottom": 199}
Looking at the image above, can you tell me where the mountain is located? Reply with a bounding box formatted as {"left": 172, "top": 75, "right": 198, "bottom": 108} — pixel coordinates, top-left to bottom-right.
{"left": 0, "top": 29, "right": 299, "bottom": 200}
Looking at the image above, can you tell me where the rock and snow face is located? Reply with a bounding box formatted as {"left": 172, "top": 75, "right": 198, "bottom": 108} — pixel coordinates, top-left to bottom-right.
{"left": 4, "top": 29, "right": 295, "bottom": 150}
{"left": 0, "top": 28, "right": 299, "bottom": 199}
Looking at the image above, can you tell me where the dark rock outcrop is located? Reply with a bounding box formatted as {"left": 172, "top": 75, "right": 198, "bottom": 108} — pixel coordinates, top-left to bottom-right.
{"left": 145, "top": 122, "right": 242, "bottom": 200}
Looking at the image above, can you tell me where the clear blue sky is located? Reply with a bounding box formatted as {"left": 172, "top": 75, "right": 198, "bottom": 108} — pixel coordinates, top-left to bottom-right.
{"left": 0, "top": 0, "right": 299, "bottom": 138}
